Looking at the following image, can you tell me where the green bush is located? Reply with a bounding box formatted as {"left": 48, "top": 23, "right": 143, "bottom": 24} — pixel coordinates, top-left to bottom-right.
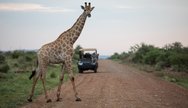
{"left": 11, "top": 51, "right": 20, "bottom": 59}
{"left": 155, "top": 61, "right": 165, "bottom": 71}
{"left": 131, "top": 44, "right": 155, "bottom": 63}
{"left": 110, "top": 52, "right": 120, "bottom": 60}
{"left": 164, "top": 76, "right": 178, "bottom": 82}
{"left": 168, "top": 53, "right": 188, "bottom": 72}
{"left": 0, "top": 64, "right": 9, "bottom": 73}
{"left": 156, "top": 51, "right": 171, "bottom": 67}
{"left": 0, "top": 54, "right": 10, "bottom": 73}
{"left": 25, "top": 55, "right": 32, "bottom": 62}
{"left": 110, "top": 42, "right": 188, "bottom": 72}
{"left": 0, "top": 54, "right": 5, "bottom": 64}
{"left": 11, "top": 50, "right": 29, "bottom": 59}
{"left": 73, "top": 45, "right": 82, "bottom": 61}
{"left": 14, "top": 63, "right": 19, "bottom": 67}
{"left": 119, "top": 52, "right": 129, "bottom": 60}
{"left": 50, "top": 72, "right": 56, "bottom": 78}
{"left": 143, "top": 48, "right": 161, "bottom": 65}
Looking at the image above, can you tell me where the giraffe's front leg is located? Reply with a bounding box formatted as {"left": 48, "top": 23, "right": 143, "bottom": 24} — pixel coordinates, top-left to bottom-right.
{"left": 65, "top": 59, "right": 81, "bottom": 101}
{"left": 56, "top": 65, "right": 65, "bottom": 101}
{"left": 70, "top": 75, "right": 81, "bottom": 101}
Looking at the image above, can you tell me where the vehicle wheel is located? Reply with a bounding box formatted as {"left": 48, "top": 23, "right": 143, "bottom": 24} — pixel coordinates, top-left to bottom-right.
{"left": 94, "top": 63, "right": 98, "bottom": 73}
{"left": 94, "top": 68, "right": 97, "bottom": 73}
{"left": 79, "top": 69, "right": 83, "bottom": 73}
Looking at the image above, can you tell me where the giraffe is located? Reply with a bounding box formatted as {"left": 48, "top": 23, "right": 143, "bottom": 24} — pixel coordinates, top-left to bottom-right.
{"left": 27, "top": 2, "right": 94, "bottom": 103}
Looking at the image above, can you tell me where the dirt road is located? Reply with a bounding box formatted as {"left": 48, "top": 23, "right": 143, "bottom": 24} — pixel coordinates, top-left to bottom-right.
{"left": 22, "top": 60, "right": 188, "bottom": 108}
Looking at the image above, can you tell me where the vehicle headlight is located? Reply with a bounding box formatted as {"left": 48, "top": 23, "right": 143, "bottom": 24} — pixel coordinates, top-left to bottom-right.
{"left": 78, "top": 62, "right": 83, "bottom": 65}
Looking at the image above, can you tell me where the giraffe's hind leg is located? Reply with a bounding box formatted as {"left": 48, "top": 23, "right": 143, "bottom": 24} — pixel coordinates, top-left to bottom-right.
{"left": 41, "top": 69, "right": 52, "bottom": 103}
{"left": 28, "top": 73, "right": 39, "bottom": 102}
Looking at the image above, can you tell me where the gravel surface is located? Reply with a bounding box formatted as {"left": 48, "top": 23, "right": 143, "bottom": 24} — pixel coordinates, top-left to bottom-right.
{"left": 22, "top": 60, "right": 188, "bottom": 108}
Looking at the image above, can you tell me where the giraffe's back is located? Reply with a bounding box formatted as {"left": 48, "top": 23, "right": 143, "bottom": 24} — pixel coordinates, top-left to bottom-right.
{"left": 37, "top": 41, "right": 66, "bottom": 64}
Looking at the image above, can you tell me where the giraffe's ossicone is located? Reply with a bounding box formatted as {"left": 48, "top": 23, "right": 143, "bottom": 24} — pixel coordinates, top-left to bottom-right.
{"left": 28, "top": 2, "right": 94, "bottom": 103}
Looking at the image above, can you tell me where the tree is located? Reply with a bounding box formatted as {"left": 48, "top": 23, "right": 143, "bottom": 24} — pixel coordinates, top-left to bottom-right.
{"left": 73, "top": 45, "right": 82, "bottom": 61}
{"left": 110, "top": 52, "right": 120, "bottom": 59}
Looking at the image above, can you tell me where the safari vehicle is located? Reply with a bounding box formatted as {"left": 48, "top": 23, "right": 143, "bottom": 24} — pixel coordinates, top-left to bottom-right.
{"left": 77, "top": 48, "right": 99, "bottom": 73}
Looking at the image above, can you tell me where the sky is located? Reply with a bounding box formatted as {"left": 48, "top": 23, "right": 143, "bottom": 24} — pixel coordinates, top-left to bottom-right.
{"left": 0, "top": 0, "right": 188, "bottom": 55}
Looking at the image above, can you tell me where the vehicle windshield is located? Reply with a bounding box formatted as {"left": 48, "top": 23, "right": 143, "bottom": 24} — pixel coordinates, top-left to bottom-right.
{"left": 79, "top": 49, "right": 98, "bottom": 61}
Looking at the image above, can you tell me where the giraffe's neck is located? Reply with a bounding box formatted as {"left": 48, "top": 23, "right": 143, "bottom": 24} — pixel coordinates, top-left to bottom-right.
{"left": 57, "top": 12, "right": 87, "bottom": 45}
{"left": 69, "top": 12, "right": 87, "bottom": 44}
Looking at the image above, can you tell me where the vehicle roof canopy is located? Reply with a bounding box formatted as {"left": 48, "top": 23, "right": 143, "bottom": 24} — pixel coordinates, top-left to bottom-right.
{"left": 79, "top": 48, "right": 97, "bottom": 52}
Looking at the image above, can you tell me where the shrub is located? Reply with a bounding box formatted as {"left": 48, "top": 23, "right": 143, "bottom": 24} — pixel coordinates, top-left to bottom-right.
{"left": 119, "top": 52, "right": 129, "bottom": 60}
{"left": 156, "top": 51, "right": 171, "bottom": 67}
{"left": 168, "top": 53, "right": 188, "bottom": 71}
{"left": 73, "top": 45, "right": 82, "bottom": 61}
{"left": 73, "top": 54, "right": 79, "bottom": 62}
{"left": 132, "top": 44, "right": 155, "bottom": 63}
{"left": 0, "top": 54, "right": 6, "bottom": 63}
{"left": 11, "top": 51, "right": 20, "bottom": 59}
{"left": 143, "top": 48, "right": 161, "bottom": 65}
{"left": 0, "top": 63, "right": 9, "bottom": 73}
{"left": 110, "top": 52, "right": 120, "bottom": 60}
{"left": 155, "top": 61, "right": 166, "bottom": 71}
{"left": 110, "top": 42, "right": 188, "bottom": 72}
{"left": 25, "top": 55, "right": 32, "bottom": 62}
{"left": 11, "top": 50, "right": 23, "bottom": 59}
{"left": 50, "top": 72, "right": 56, "bottom": 78}
{"left": 14, "top": 63, "right": 19, "bottom": 67}
{"left": 0, "top": 54, "right": 10, "bottom": 73}
{"left": 164, "top": 76, "right": 178, "bottom": 82}
{"left": 18, "top": 56, "right": 26, "bottom": 63}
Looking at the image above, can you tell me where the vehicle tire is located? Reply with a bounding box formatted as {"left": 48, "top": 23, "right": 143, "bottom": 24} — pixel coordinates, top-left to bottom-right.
{"left": 79, "top": 69, "right": 83, "bottom": 73}
{"left": 94, "top": 63, "right": 98, "bottom": 73}
{"left": 94, "top": 68, "right": 97, "bottom": 73}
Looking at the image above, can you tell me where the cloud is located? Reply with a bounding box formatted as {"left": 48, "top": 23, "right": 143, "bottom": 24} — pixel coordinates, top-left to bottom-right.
{"left": 0, "top": 3, "right": 75, "bottom": 13}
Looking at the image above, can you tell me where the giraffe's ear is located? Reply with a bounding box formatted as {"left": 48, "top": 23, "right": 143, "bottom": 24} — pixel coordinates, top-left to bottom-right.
{"left": 91, "top": 7, "right": 95, "bottom": 11}
{"left": 81, "top": 5, "right": 85, "bottom": 10}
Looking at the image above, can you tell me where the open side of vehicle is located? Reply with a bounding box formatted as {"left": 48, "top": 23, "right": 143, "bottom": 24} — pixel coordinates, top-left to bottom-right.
{"left": 77, "top": 48, "right": 99, "bottom": 73}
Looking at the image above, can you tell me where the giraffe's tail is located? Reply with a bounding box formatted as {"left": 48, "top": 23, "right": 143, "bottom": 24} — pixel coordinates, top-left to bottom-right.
{"left": 29, "top": 70, "right": 36, "bottom": 80}
{"left": 29, "top": 59, "right": 38, "bottom": 80}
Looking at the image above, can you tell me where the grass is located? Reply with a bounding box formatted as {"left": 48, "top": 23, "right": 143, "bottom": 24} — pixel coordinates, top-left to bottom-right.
{"left": 162, "top": 72, "right": 188, "bottom": 89}
{"left": 0, "top": 72, "right": 33, "bottom": 108}
{"left": 176, "top": 78, "right": 188, "bottom": 89}
{"left": 0, "top": 64, "right": 76, "bottom": 108}
{"left": 0, "top": 50, "right": 80, "bottom": 108}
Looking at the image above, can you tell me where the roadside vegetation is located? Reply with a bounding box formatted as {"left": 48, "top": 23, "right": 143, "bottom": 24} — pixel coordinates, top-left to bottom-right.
{"left": 110, "top": 42, "right": 188, "bottom": 89}
{"left": 0, "top": 45, "right": 82, "bottom": 108}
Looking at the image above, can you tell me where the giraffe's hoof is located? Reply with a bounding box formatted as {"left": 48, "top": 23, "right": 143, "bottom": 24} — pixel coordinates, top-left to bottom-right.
{"left": 56, "top": 97, "right": 62, "bottom": 102}
{"left": 46, "top": 99, "right": 52, "bottom": 103}
{"left": 75, "top": 97, "right": 81, "bottom": 101}
{"left": 27, "top": 98, "right": 32, "bottom": 102}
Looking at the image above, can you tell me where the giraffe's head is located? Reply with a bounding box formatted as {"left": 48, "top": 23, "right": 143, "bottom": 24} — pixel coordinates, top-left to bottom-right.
{"left": 81, "top": 2, "right": 94, "bottom": 18}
